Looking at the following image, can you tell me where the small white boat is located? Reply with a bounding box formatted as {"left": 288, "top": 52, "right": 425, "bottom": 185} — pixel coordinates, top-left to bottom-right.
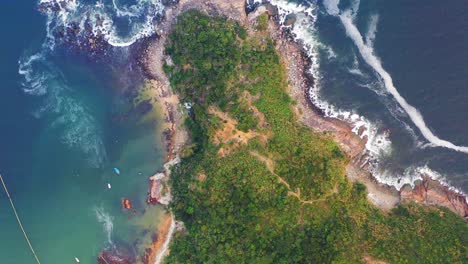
{"left": 107, "top": 183, "right": 112, "bottom": 189}
{"left": 113, "top": 167, "right": 121, "bottom": 175}
{"left": 75, "top": 257, "right": 80, "bottom": 263}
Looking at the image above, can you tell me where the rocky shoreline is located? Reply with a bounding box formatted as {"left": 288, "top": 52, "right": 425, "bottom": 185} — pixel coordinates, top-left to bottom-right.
{"left": 137, "top": 1, "right": 467, "bottom": 262}
{"left": 139, "top": 0, "right": 253, "bottom": 213}
{"left": 260, "top": 6, "right": 468, "bottom": 218}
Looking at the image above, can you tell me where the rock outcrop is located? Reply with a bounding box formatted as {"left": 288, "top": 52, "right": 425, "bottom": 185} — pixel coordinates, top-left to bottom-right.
{"left": 401, "top": 176, "right": 468, "bottom": 218}
{"left": 97, "top": 249, "right": 136, "bottom": 264}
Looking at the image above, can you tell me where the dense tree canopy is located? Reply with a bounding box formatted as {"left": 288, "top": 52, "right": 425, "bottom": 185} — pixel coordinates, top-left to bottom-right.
{"left": 165, "top": 10, "right": 467, "bottom": 264}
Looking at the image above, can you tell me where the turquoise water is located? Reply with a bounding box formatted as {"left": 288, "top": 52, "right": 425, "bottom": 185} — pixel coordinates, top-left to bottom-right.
{"left": 0, "top": 1, "right": 168, "bottom": 263}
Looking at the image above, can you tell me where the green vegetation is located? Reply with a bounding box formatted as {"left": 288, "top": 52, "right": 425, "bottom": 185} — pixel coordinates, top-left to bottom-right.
{"left": 256, "top": 13, "right": 269, "bottom": 31}
{"left": 165, "top": 10, "right": 467, "bottom": 263}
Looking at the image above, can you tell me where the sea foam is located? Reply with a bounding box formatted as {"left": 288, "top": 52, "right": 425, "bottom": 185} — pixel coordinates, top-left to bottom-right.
{"left": 309, "top": 0, "right": 467, "bottom": 196}
{"left": 18, "top": 51, "right": 107, "bottom": 167}
{"left": 269, "top": 0, "right": 393, "bottom": 160}
{"left": 365, "top": 14, "right": 379, "bottom": 47}
{"left": 264, "top": 0, "right": 467, "bottom": 196}
{"left": 94, "top": 206, "right": 114, "bottom": 246}
{"left": 324, "top": 0, "right": 468, "bottom": 154}
{"left": 39, "top": 0, "right": 164, "bottom": 48}
{"left": 16, "top": 0, "right": 162, "bottom": 168}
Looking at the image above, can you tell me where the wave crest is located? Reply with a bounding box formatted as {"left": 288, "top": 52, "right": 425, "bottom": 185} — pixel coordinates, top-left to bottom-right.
{"left": 269, "top": 0, "right": 392, "bottom": 158}
{"left": 325, "top": 0, "right": 468, "bottom": 154}
{"left": 38, "top": 0, "right": 164, "bottom": 48}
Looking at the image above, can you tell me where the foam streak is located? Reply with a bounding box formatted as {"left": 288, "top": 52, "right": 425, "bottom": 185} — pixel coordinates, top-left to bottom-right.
{"left": 325, "top": 2, "right": 468, "bottom": 154}
{"left": 94, "top": 207, "right": 114, "bottom": 246}
{"left": 365, "top": 14, "right": 379, "bottom": 46}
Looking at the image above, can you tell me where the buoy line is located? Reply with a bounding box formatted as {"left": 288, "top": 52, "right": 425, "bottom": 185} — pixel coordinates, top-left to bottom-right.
{"left": 0, "top": 174, "right": 41, "bottom": 264}
{"left": 99, "top": 255, "right": 111, "bottom": 264}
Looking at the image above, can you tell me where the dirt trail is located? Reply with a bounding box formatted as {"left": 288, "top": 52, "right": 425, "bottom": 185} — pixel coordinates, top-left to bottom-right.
{"left": 209, "top": 107, "right": 269, "bottom": 157}
{"left": 249, "top": 150, "right": 336, "bottom": 205}
{"left": 138, "top": 2, "right": 467, "bottom": 262}
{"left": 242, "top": 91, "right": 268, "bottom": 128}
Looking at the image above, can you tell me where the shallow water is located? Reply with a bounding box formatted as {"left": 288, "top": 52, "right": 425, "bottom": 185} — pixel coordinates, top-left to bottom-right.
{"left": 0, "top": 0, "right": 168, "bottom": 263}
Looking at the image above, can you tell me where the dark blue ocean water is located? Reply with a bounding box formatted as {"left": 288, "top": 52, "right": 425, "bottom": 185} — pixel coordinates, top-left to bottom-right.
{"left": 310, "top": 0, "right": 468, "bottom": 191}
{"left": 0, "top": 0, "right": 167, "bottom": 263}
{"left": 373, "top": 0, "right": 468, "bottom": 187}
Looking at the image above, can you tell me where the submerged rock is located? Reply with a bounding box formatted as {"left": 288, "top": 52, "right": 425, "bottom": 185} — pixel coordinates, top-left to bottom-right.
{"left": 98, "top": 249, "right": 136, "bottom": 264}
{"left": 263, "top": 3, "right": 279, "bottom": 16}
{"left": 161, "top": 0, "right": 179, "bottom": 7}
{"left": 134, "top": 100, "right": 153, "bottom": 116}
{"left": 121, "top": 198, "right": 133, "bottom": 210}
{"left": 284, "top": 14, "right": 297, "bottom": 26}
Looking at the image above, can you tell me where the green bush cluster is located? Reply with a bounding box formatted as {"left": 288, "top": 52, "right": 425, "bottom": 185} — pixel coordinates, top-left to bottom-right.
{"left": 256, "top": 13, "right": 269, "bottom": 31}
{"left": 164, "top": 10, "right": 467, "bottom": 264}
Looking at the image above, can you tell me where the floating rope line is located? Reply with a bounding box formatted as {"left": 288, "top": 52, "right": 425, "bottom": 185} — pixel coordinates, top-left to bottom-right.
{"left": 99, "top": 255, "right": 111, "bottom": 264}
{"left": 0, "top": 174, "right": 41, "bottom": 264}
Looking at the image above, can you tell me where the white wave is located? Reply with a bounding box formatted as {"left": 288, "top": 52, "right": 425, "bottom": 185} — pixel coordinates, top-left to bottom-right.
{"left": 106, "top": 17, "right": 156, "bottom": 47}
{"left": 39, "top": 0, "right": 164, "bottom": 48}
{"left": 112, "top": 0, "right": 141, "bottom": 17}
{"left": 39, "top": 0, "right": 80, "bottom": 50}
{"left": 112, "top": 0, "right": 158, "bottom": 18}
{"left": 324, "top": 2, "right": 468, "bottom": 154}
{"left": 39, "top": 0, "right": 79, "bottom": 24}
{"left": 348, "top": 68, "right": 364, "bottom": 77}
{"left": 346, "top": 61, "right": 420, "bottom": 142}
{"left": 415, "top": 166, "right": 467, "bottom": 199}
{"left": 267, "top": 0, "right": 394, "bottom": 161}
{"left": 365, "top": 14, "right": 379, "bottom": 47}
{"left": 321, "top": 44, "right": 337, "bottom": 60}
{"left": 264, "top": 0, "right": 466, "bottom": 196}
{"left": 323, "top": 0, "right": 340, "bottom": 16}
{"left": 95, "top": 1, "right": 104, "bottom": 9}
{"left": 375, "top": 166, "right": 424, "bottom": 191}
{"left": 94, "top": 207, "right": 114, "bottom": 245}
{"left": 19, "top": 53, "right": 49, "bottom": 95}
{"left": 375, "top": 164, "right": 467, "bottom": 199}
{"left": 349, "top": 0, "right": 360, "bottom": 16}
{"left": 347, "top": 53, "right": 366, "bottom": 77}
{"left": 269, "top": 0, "right": 316, "bottom": 21}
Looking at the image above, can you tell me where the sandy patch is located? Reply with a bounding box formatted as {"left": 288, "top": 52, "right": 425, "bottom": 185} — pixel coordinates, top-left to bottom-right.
{"left": 209, "top": 107, "right": 269, "bottom": 157}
